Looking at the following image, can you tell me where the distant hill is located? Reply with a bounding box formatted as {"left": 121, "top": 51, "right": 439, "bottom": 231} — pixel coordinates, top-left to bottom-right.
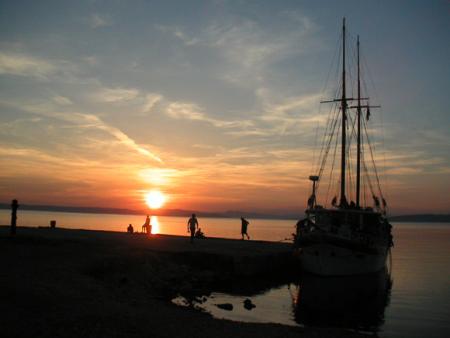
{"left": 0, "top": 203, "right": 301, "bottom": 220}
{"left": 390, "top": 214, "right": 450, "bottom": 223}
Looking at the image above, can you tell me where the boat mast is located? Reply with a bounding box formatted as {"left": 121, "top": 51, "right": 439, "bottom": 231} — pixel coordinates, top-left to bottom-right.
{"left": 340, "top": 17, "right": 347, "bottom": 207}
{"left": 356, "top": 35, "right": 361, "bottom": 208}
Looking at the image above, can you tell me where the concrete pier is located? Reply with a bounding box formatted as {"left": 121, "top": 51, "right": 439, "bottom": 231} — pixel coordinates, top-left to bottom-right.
{"left": 0, "top": 226, "right": 294, "bottom": 277}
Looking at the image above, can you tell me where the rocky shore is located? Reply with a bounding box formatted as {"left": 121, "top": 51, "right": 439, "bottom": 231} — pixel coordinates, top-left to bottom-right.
{"left": 0, "top": 226, "right": 365, "bottom": 338}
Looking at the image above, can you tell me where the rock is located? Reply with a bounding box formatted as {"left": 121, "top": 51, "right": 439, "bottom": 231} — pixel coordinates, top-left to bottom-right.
{"left": 216, "top": 303, "right": 233, "bottom": 311}
{"left": 243, "top": 298, "right": 256, "bottom": 310}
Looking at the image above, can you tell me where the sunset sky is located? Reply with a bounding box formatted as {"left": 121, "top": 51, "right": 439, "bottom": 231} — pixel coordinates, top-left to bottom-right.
{"left": 0, "top": 0, "right": 449, "bottom": 215}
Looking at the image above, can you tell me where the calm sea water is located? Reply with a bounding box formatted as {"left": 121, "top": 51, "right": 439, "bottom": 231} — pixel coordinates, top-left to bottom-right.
{"left": 0, "top": 209, "right": 294, "bottom": 241}
{"left": 1, "top": 209, "right": 449, "bottom": 337}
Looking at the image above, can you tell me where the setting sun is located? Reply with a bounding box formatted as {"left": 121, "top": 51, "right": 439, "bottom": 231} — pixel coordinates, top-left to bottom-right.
{"left": 144, "top": 190, "right": 166, "bottom": 209}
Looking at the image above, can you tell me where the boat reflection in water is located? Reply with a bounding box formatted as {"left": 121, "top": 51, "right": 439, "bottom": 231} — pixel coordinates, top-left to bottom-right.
{"left": 293, "top": 268, "right": 392, "bottom": 332}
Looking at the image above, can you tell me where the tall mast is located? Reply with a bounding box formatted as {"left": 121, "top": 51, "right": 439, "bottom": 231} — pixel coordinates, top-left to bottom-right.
{"left": 340, "top": 17, "right": 347, "bottom": 207}
{"left": 356, "top": 35, "right": 361, "bottom": 207}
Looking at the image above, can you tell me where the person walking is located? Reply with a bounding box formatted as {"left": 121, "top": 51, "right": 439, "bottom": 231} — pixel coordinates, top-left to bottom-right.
{"left": 187, "top": 214, "right": 199, "bottom": 243}
{"left": 241, "top": 217, "right": 250, "bottom": 240}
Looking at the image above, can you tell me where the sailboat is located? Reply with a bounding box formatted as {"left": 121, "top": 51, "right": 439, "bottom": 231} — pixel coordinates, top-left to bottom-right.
{"left": 294, "top": 19, "right": 393, "bottom": 276}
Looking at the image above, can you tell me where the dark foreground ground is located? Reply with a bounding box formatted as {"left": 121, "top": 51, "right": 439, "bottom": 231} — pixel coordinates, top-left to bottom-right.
{"left": 0, "top": 226, "right": 365, "bottom": 338}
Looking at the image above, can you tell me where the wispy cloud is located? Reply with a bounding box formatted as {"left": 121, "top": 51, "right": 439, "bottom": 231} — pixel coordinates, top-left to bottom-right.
{"left": 258, "top": 90, "right": 324, "bottom": 129}
{"left": 141, "top": 93, "right": 163, "bottom": 113}
{"left": 156, "top": 12, "right": 320, "bottom": 88}
{"left": 165, "top": 100, "right": 253, "bottom": 129}
{"left": 91, "top": 87, "right": 163, "bottom": 114}
{"left": 93, "top": 87, "right": 140, "bottom": 102}
{"left": 384, "top": 167, "right": 422, "bottom": 175}
{"left": 0, "top": 52, "right": 55, "bottom": 79}
{"left": 0, "top": 50, "right": 97, "bottom": 85}
{"left": 92, "top": 118, "right": 162, "bottom": 162}
{"left": 139, "top": 168, "right": 184, "bottom": 186}
{"left": 89, "top": 14, "right": 112, "bottom": 28}
{"left": 0, "top": 99, "right": 163, "bottom": 163}
{"left": 155, "top": 25, "right": 200, "bottom": 46}
{"left": 166, "top": 102, "right": 204, "bottom": 120}
{"left": 221, "top": 91, "right": 324, "bottom": 137}
{"left": 52, "top": 95, "right": 73, "bottom": 106}
{"left": 0, "top": 145, "right": 96, "bottom": 168}
{"left": 83, "top": 56, "right": 98, "bottom": 66}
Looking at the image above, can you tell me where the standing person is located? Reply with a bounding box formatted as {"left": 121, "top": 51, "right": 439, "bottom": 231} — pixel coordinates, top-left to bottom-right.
{"left": 142, "top": 215, "right": 150, "bottom": 234}
{"left": 187, "top": 214, "right": 199, "bottom": 243}
{"left": 11, "top": 199, "right": 19, "bottom": 236}
{"left": 241, "top": 217, "right": 250, "bottom": 240}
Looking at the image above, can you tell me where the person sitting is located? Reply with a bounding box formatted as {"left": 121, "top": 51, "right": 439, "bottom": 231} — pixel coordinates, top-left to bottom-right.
{"left": 127, "top": 224, "right": 134, "bottom": 234}
{"left": 194, "top": 227, "right": 205, "bottom": 238}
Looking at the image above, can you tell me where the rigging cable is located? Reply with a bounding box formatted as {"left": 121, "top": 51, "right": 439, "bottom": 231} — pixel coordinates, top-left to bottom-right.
{"left": 317, "top": 103, "right": 340, "bottom": 194}
{"left": 363, "top": 116, "right": 385, "bottom": 202}
{"left": 324, "top": 114, "right": 341, "bottom": 206}
{"left": 346, "top": 110, "right": 358, "bottom": 203}
{"left": 362, "top": 52, "right": 388, "bottom": 211}
{"left": 313, "top": 35, "right": 342, "bottom": 176}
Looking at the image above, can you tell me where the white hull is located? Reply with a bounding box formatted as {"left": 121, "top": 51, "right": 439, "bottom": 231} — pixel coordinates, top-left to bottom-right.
{"left": 299, "top": 244, "right": 388, "bottom": 276}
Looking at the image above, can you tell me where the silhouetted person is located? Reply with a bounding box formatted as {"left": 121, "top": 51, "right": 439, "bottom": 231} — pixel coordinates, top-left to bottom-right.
{"left": 127, "top": 224, "right": 134, "bottom": 234}
{"left": 187, "top": 214, "right": 198, "bottom": 243}
{"left": 142, "top": 215, "right": 150, "bottom": 234}
{"left": 194, "top": 227, "right": 205, "bottom": 238}
{"left": 11, "top": 199, "right": 19, "bottom": 235}
{"left": 241, "top": 217, "right": 250, "bottom": 240}
{"left": 296, "top": 219, "right": 306, "bottom": 234}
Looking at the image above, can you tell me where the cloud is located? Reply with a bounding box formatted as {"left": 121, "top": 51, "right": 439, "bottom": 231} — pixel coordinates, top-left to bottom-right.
{"left": 157, "top": 13, "right": 320, "bottom": 83}
{"left": 0, "top": 52, "right": 55, "bottom": 79}
{"left": 221, "top": 90, "right": 324, "bottom": 137}
{"left": 0, "top": 145, "right": 91, "bottom": 168}
{"left": 89, "top": 14, "right": 112, "bottom": 28}
{"left": 141, "top": 93, "right": 163, "bottom": 113}
{"left": 52, "top": 95, "right": 73, "bottom": 106}
{"left": 385, "top": 167, "right": 422, "bottom": 175}
{"left": 139, "top": 168, "right": 183, "bottom": 186}
{"left": 83, "top": 56, "right": 98, "bottom": 66}
{"left": 166, "top": 102, "right": 204, "bottom": 120}
{"left": 88, "top": 85, "right": 162, "bottom": 113}
{"left": 93, "top": 119, "right": 162, "bottom": 162}
{"left": 153, "top": 14, "right": 324, "bottom": 138}
{"left": 259, "top": 90, "right": 320, "bottom": 117}
{"left": 212, "top": 16, "right": 319, "bottom": 82}
{"left": 93, "top": 87, "right": 140, "bottom": 102}
{"left": 63, "top": 112, "right": 163, "bottom": 163}
{"left": 155, "top": 25, "right": 200, "bottom": 46}
{"left": 0, "top": 99, "right": 163, "bottom": 163}
{"left": 0, "top": 50, "right": 97, "bottom": 85}
{"left": 165, "top": 100, "right": 253, "bottom": 129}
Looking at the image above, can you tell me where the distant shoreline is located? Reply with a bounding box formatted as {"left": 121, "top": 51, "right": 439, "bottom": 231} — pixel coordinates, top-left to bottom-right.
{"left": 389, "top": 214, "right": 450, "bottom": 223}
{"left": 1, "top": 203, "right": 449, "bottom": 223}
{"left": 0, "top": 203, "right": 301, "bottom": 220}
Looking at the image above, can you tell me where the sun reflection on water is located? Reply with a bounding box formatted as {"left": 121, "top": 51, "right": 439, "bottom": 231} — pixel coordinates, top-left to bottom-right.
{"left": 150, "top": 215, "right": 159, "bottom": 234}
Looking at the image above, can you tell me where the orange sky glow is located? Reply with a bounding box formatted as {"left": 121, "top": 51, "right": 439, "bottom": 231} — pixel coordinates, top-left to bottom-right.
{"left": 0, "top": 2, "right": 449, "bottom": 216}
